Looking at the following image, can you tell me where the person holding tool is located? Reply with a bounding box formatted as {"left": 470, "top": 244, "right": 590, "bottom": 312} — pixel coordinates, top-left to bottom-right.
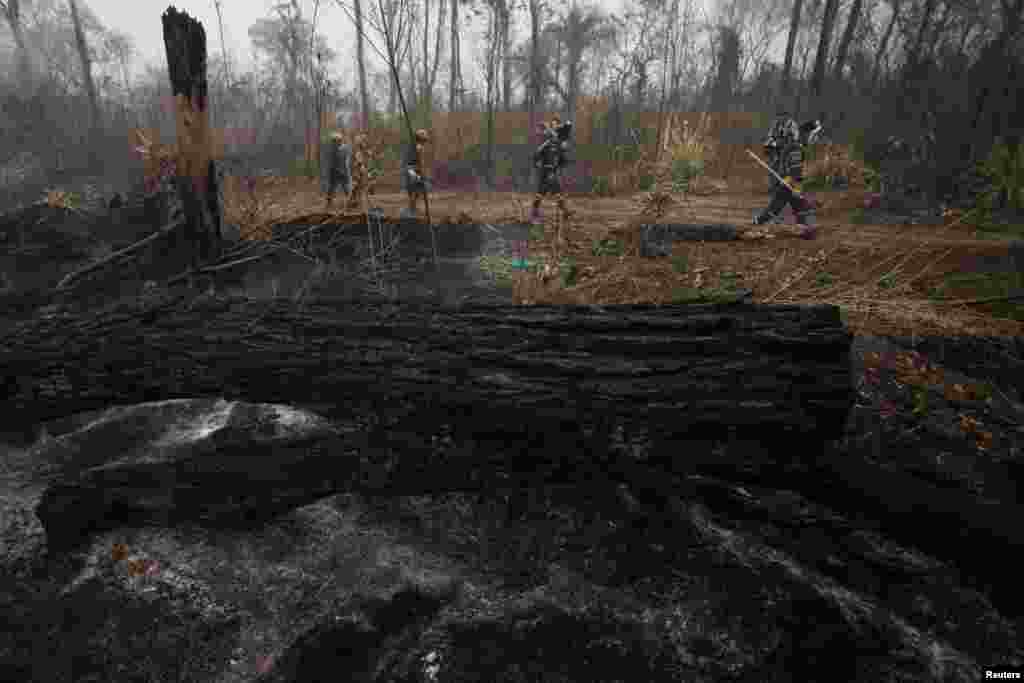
{"left": 750, "top": 114, "right": 821, "bottom": 239}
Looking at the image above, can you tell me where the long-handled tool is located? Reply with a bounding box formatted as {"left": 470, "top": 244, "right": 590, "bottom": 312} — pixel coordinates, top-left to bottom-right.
{"left": 746, "top": 149, "right": 819, "bottom": 207}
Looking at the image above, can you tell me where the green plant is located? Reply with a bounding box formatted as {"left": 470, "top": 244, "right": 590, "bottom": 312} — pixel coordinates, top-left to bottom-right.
{"left": 478, "top": 254, "right": 516, "bottom": 282}
{"left": 670, "top": 286, "right": 744, "bottom": 304}
{"left": 638, "top": 173, "right": 656, "bottom": 191}
{"left": 850, "top": 208, "right": 868, "bottom": 224}
{"left": 560, "top": 259, "right": 578, "bottom": 287}
{"left": 981, "top": 142, "right": 1024, "bottom": 211}
{"left": 863, "top": 166, "right": 881, "bottom": 193}
{"left": 592, "top": 175, "right": 612, "bottom": 196}
{"left": 878, "top": 274, "right": 896, "bottom": 289}
{"left": 911, "top": 387, "right": 929, "bottom": 416}
{"left": 671, "top": 254, "right": 689, "bottom": 273}
{"left": 289, "top": 157, "right": 319, "bottom": 178}
{"left": 816, "top": 272, "right": 834, "bottom": 287}
{"left": 718, "top": 270, "right": 741, "bottom": 289}
{"left": 591, "top": 237, "right": 623, "bottom": 256}
{"left": 670, "top": 158, "right": 704, "bottom": 190}
{"left": 529, "top": 223, "right": 546, "bottom": 241}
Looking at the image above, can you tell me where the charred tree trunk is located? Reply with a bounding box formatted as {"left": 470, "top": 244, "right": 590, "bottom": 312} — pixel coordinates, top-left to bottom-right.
{"left": 870, "top": 0, "right": 901, "bottom": 91}
{"left": 1, "top": 0, "right": 32, "bottom": 90}
{"left": 1, "top": 297, "right": 854, "bottom": 446}
{"left": 830, "top": 0, "right": 863, "bottom": 82}
{"left": 355, "top": 0, "right": 371, "bottom": 127}
{"left": 161, "top": 6, "right": 223, "bottom": 273}
{"left": 68, "top": 0, "right": 101, "bottom": 134}
{"left": 780, "top": 0, "right": 804, "bottom": 99}
{"left": 809, "top": 0, "right": 840, "bottom": 101}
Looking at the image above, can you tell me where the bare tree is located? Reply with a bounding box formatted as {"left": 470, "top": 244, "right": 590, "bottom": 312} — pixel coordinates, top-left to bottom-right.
{"left": 808, "top": 0, "right": 839, "bottom": 99}
{"left": 0, "top": 0, "right": 31, "bottom": 88}
{"left": 710, "top": 24, "right": 741, "bottom": 111}
{"left": 449, "top": 0, "right": 462, "bottom": 111}
{"left": 554, "top": 3, "right": 613, "bottom": 121}
{"left": 417, "top": 0, "right": 446, "bottom": 114}
{"left": 68, "top": 0, "right": 101, "bottom": 131}
{"left": 780, "top": 0, "right": 805, "bottom": 98}
{"left": 497, "top": 0, "right": 512, "bottom": 111}
{"left": 870, "top": 0, "right": 902, "bottom": 89}
{"left": 355, "top": 0, "right": 371, "bottom": 126}
{"left": 527, "top": 0, "right": 543, "bottom": 129}
{"left": 905, "top": 0, "right": 939, "bottom": 69}
{"left": 831, "top": 0, "right": 864, "bottom": 80}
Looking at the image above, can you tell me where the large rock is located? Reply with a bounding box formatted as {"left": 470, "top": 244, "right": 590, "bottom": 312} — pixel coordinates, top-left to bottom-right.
{"left": 34, "top": 399, "right": 354, "bottom": 550}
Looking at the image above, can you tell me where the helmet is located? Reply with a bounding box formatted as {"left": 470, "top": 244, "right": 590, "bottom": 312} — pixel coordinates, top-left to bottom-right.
{"left": 800, "top": 119, "right": 823, "bottom": 145}
{"left": 554, "top": 120, "right": 573, "bottom": 142}
{"left": 415, "top": 129, "right": 430, "bottom": 143}
{"left": 766, "top": 117, "right": 799, "bottom": 148}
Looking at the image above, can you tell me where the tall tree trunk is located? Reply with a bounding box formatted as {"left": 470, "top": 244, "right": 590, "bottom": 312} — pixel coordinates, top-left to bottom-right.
{"left": 449, "top": 0, "right": 461, "bottom": 112}
{"left": 421, "top": 0, "right": 431, "bottom": 114}
{"left": 501, "top": 3, "right": 512, "bottom": 112}
{"left": 161, "top": 7, "right": 223, "bottom": 276}
{"left": 870, "top": 0, "right": 901, "bottom": 90}
{"left": 830, "top": 0, "right": 863, "bottom": 82}
{"left": 780, "top": 0, "right": 804, "bottom": 99}
{"left": 428, "top": 0, "right": 446, "bottom": 100}
{"left": 528, "top": 0, "right": 542, "bottom": 134}
{"left": 925, "top": 1, "right": 952, "bottom": 60}
{"left": 905, "top": 0, "right": 937, "bottom": 71}
{"left": 355, "top": 0, "right": 371, "bottom": 127}
{"left": 1, "top": 0, "right": 32, "bottom": 90}
{"left": 68, "top": 0, "right": 101, "bottom": 133}
{"left": 484, "top": 7, "right": 498, "bottom": 186}
{"left": 809, "top": 0, "right": 840, "bottom": 100}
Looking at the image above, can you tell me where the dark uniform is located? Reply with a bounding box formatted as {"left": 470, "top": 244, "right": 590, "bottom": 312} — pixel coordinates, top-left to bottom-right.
{"left": 754, "top": 116, "right": 815, "bottom": 229}
{"left": 880, "top": 130, "right": 936, "bottom": 205}
{"left": 322, "top": 132, "right": 353, "bottom": 208}
{"left": 403, "top": 129, "right": 431, "bottom": 217}
{"left": 530, "top": 119, "right": 571, "bottom": 222}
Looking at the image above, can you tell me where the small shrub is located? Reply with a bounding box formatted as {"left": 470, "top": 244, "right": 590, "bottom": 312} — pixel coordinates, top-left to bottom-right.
{"left": 816, "top": 272, "right": 834, "bottom": 287}
{"left": 981, "top": 142, "right": 1024, "bottom": 211}
{"left": 670, "top": 158, "right": 703, "bottom": 191}
{"left": 529, "top": 223, "right": 545, "bottom": 242}
{"left": 289, "top": 157, "right": 319, "bottom": 178}
{"left": 718, "top": 271, "right": 741, "bottom": 289}
{"left": 671, "top": 254, "right": 689, "bottom": 273}
{"left": 878, "top": 274, "right": 896, "bottom": 289}
{"left": 638, "top": 174, "right": 656, "bottom": 191}
{"left": 591, "top": 237, "right": 623, "bottom": 256}
{"left": 671, "top": 286, "right": 743, "bottom": 304}
{"left": 560, "top": 259, "right": 578, "bottom": 287}
{"left": 592, "top": 175, "right": 612, "bottom": 196}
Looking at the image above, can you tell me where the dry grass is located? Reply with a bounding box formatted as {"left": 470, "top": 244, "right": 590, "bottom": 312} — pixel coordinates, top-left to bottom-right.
{"left": 219, "top": 169, "right": 1023, "bottom": 340}
{"left": 804, "top": 143, "right": 871, "bottom": 190}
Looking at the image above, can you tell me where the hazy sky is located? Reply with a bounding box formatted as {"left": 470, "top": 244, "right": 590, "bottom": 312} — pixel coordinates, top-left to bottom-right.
{"left": 78, "top": 0, "right": 722, "bottom": 85}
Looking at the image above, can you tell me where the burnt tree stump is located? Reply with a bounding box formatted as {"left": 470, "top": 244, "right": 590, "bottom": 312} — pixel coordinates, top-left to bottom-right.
{"left": 161, "top": 6, "right": 222, "bottom": 271}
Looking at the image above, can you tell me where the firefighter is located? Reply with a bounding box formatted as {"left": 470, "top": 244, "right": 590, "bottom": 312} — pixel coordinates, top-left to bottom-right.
{"left": 322, "top": 130, "right": 353, "bottom": 209}
{"left": 530, "top": 117, "right": 572, "bottom": 224}
{"left": 753, "top": 113, "right": 817, "bottom": 238}
{"left": 402, "top": 128, "right": 432, "bottom": 218}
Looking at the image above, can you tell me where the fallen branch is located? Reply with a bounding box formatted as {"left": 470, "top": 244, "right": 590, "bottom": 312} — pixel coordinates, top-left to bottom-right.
{"left": 937, "top": 292, "right": 1024, "bottom": 306}
{"left": 55, "top": 216, "right": 186, "bottom": 291}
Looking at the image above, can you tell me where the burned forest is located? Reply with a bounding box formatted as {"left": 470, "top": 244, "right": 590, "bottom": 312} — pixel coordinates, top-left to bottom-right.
{"left": 1, "top": 0, "right": 1023, "bottom": 681}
